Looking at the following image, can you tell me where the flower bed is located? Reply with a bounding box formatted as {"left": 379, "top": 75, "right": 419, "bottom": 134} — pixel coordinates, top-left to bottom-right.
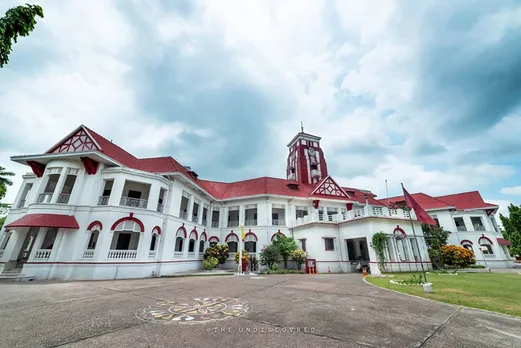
{"left": 389, "top": 279, "right": 426, "bottom": 286}
{"left": 426, "top": 271, "right": 458, "bottom": 276}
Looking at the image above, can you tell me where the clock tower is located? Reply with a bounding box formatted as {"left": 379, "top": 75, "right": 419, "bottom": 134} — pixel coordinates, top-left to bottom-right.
{"left": 286, "top": 128, "right": 328, "bottom": 185}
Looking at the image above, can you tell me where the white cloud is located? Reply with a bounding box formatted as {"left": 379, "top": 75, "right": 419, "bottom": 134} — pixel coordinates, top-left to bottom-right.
{"left": 500, "top": 186, "right": 521, "bottom": 196}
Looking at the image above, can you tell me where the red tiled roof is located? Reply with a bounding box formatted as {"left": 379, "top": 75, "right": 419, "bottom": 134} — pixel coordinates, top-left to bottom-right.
{"left": 5, "top": 214, "right": 80, "bottom": 229}
{"left": 380, "top": 193, "right": 454, "bottom": 210}
{"left": 343, "top": 187, "right": 385, "bottom": 206}
{"left": 84, "top": 126, "right": 141, "bottom": 169}
{"left": 199, "top": 177, "right": 313, "bottom": 199}
{"left": 497, "top": 238, "right": 512, "bottom": 246}
{"left": 435, "top": 191, "right": 498, "bottom": 210}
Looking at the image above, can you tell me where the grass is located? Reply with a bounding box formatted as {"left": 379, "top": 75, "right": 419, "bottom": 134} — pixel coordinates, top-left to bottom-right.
{"left": 366, "top": 272, "right": 521, "bottom": 317}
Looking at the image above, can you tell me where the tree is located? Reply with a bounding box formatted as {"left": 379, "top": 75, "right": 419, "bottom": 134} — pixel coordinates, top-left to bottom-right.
{"left": 422, "top": 224, "right": 451, "bottom": 269}
{"left": 370, "top": 232, "right": 388, "bottom": 272}
{"left": 290, "top": 249, "right": 307, "bottom": 270}
{"left": 440, "top": 245, "right": 476, "bottom": 272}
{"left": 203, "top": 243, "right": 229, "bottom": 266}
{"left": 1, "top": 4, "right": 44, "bottom": 68}
{"left": 500, "top": 204, "right": 521, "bottom": 257}
{"left": 0, "top": 166, "right": 15, "bottom": 201}
{"left": 272, "top": 235, "right": 298, "bottom": 268}
{"left": 0, "top": 215, "right": 5, "bottom": 230}
{"left": 259, "top": 244, "right": 280, "bottom": 270}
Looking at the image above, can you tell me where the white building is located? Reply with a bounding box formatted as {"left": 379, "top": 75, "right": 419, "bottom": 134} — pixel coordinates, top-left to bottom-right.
{"left": 0, "top": 125, "right": 508, "bottom": 280}
{"left": 384, "top": 192, "right": 514, "bottom": 268}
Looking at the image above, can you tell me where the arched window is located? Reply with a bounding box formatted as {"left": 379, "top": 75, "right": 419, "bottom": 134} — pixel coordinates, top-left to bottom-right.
{"left": 478, "top": 236, "right": 493, "bottom": 255}
{"left": 188, "top": 231, "right": 198, "bottom": 253}
{"left": 244, "top": 232, "right": 258, "bottom": 253}
{"left": 175, "top": 228, "right": 186, "bottom": 252}
{"left": 87, "top": 230, "right": 99, "bottom": 250}
{"left": 461, "top": 240, "right": 473, "bottom": 252}
{"left": 271, "top": 232, "right": 285, "bottom": 241}
{"left": 394, "top": 227, "right": 408, "bottom": 261}
{"left": 226, "top": 233, "right": 239, "bottom": 253}
{"left": 150, "top": 227, "right": 161, "bottom": 252}
{"left": 111, "top": 220, "right": 142, "bottom": 251}
{"left": 199, "top": 232, "right": 207, "bottom": 253}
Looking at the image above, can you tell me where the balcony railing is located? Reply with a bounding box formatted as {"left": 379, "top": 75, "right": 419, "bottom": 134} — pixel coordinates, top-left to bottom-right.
{"left": 107, "top": 250, "right": 137, "bottom": 259}
{"left": 211, "top": 221, "right": 219, "bottom": 228}
{"left": 148, "top": 250, "right": 157, "bottom": 259}
{"left": 245, "top": 219, "right": 257, "bottom": 226}
{"left": 37, "top": 193, "right": 53, "bottom": 203}
{"left": 192, "top": 215, "right": 198, "bottom": 223}
{"left": 57, "top": 194, "right": 70, "bottom": 204}
{"left": 34, "top": 249, "right": 52, "bottom": 260}
{"left": 228, "top": 221, "right": 239, "bottom": 227}
{"left": 372, "top": 207, "right": 384, "bottom": 216}
{"left": 98, "top": 196, "right": 109, "bottom": 205}
{"left": 180, "top": 211, "right": 188, "bottom": 219}
{"left": 474, "top": 225, "right": 486, "bottom": 231}
{"left": 120, "top": 197, "right": 148, "bottom": 209}
{"left": 17, "top": 199, "right": 26, "bottom": 209}
{"left": 157, "top": 203, "right": 164, "bottom": 213}
{"left": 318, "top": 212, "right": 324, "bottom": 221}
{"left": 456, "top": 226, "right": 467, "bottom": 232}
{"left": 272, "top": 219, "right": 285, "bottom": 226}
{"left": 82, "top": 250, "right": 95, "bottom": 259}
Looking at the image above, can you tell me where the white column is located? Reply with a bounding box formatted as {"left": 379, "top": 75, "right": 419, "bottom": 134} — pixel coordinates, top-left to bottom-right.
{"left": 148, "top": 183, "right": 161, "bottom": 213}
{"left": 108, "top": 178, "right": 126, "bottom": 206}
{"left": 1, "top": 229, "right": 25, "bottom": 262}
{"left": 49, "top": 230, "right": 66, "bottom": 262}
{"left": 96, "top": 229, "right": 114, "bottom": 260}
{"left": 68, "top": 171, "right": 87, "bottom": 206}
{"left": 239, "top": 205, "right": 245, "bottom": 226}
{"left": 139, "top": 231, "right": 151, "bottom": 260}
{"left": 51, "top": 169, "right": 69, "bottom": 203}
{"left": 266, "top": 201, "right": 272, "bottom": 226}
{"left": 198, "top": 202, "right": 204, "bottom": 225}
{"left": 187, "top": 195, "right": 194, "bottom": 222}
{"left": 463, "top": 216, "right": 474, "bottom": 231}
{"left": 285, "top": 202, "right": 290, "bottom": 226}
{"left": 29, "top": 228, "right": 46, "bottom": 260}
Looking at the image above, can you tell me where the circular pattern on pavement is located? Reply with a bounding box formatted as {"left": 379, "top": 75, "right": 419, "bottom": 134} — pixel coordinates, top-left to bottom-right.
{"left": 135, "top": 297, "right": 250, "bottom": 324}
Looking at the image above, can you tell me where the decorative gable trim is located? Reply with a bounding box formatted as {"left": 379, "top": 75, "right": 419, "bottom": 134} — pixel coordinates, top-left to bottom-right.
{"left": 47, "top": 125, "right": 101, "bottom": 154}
{"left": 310, "top": 176, "right": 350, "bottom": 198}
{"left": 80, "top": 157, "right": 99, "bottom": 175}
{"left": 27, "top": 161, "right": 46, "bottom": 177}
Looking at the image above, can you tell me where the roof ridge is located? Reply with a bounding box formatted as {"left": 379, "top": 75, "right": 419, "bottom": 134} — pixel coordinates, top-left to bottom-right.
{"left": 83, "top": 125, "right": 139, "bottom": 160}
{"left": 435, "top": 190, "right": 480, "bottom": 198}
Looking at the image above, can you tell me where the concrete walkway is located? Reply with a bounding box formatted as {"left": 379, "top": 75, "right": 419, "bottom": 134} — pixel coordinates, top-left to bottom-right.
{"left": 0, "top": 274, "right": 519, "bottom": 348}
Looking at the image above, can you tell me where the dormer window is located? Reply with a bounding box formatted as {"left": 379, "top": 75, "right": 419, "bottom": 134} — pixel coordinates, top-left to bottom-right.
{"left": 187, "top": 170, "right": 199, "bottom": 179}
{"left": 287, "top": 183, "right": 299, "bottom": 190}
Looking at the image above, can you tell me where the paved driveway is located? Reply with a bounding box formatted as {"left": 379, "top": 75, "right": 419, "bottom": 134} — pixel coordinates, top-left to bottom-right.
{"left": 0, "top": 274, "right": 519, "bottom": 348}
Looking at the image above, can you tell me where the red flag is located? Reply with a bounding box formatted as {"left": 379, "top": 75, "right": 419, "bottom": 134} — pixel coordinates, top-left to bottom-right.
{"left": 402, "top": 185, "right": 438, "bottom": 226}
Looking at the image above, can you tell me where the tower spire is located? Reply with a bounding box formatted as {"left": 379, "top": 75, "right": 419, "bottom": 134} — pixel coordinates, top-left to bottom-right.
{"left": 301, "top": 121, "right": 304, "bottom": 133}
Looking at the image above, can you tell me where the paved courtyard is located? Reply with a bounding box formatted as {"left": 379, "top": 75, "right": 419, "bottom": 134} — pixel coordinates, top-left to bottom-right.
{"left": 0, "top": 274, "right": 520, "bottom": 348}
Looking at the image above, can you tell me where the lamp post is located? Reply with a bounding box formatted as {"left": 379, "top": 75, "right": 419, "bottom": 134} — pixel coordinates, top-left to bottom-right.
{"left": 479, "top": 246, "right": 489, "bottom": 269}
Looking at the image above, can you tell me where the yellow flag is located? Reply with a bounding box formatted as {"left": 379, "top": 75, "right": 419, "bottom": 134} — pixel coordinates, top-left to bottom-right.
{"left": 241, "top": 224, "right": 245, "bottom": 240}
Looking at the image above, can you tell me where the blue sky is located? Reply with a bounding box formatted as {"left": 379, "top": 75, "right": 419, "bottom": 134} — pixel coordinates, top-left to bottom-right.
{"left": 1, "top": 0, "right": 521, "bottom": 218}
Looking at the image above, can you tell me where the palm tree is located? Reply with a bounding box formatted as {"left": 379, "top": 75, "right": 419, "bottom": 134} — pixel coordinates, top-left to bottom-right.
{"left": 0, "top": 167, "right": 15, "bottom": 201}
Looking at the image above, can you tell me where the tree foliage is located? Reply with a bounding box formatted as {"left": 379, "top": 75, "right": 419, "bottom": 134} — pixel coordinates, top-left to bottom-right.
{"left": 422, "top": 224, "right": 451, "bottom": 269}
{"left": 203, "top": 243, "right": 229, "bottom": 265}
{"left": 500, "top": 204, "right": 521, "bottom": 257}
{"left": 272, "top": 235, "right": 298, "bottom": 268}
{"left": 0, "top": 215, "right": 5, "bottom": 230}
{"left": 1, "top": 4, "right": 44, "bottom": 68}
{"left": 290, "top": 249, "right": 307, "bottom": 270}
{"left": 0, "top": 166, "right": 15, "bottom": 201}
{"left": 440, "top": 245, "right": 476, "bottom": 272}
{"left": 202, "top": 257, "right": 219, "bottom": 270}
{"left": 370, "top": 232, "right": 388, "bottom": 272}
{"left": 234, "top": 250, "right": 250, "bottom": 264}
{"left": 259, "top": 244, "right": 280, "bottom": 270}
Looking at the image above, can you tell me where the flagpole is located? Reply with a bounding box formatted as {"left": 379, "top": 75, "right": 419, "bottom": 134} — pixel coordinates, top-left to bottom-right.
{"left": 385, "top": 179, "right": 389, "bottom": 207}
{"left": 401, "top": 183, "right": 428, "bottom": 283}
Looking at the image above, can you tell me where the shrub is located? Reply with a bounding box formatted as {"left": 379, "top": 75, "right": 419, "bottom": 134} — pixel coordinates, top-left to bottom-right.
{"left": 291, "top": 249, "right": 307, "bottom": 270}
{"left": 203, "top": 244, "right": 229, "bottom": 265}
{"left": 390, "top": 274, "right": 425, "bottom": 285}
{"left": 441, "top": 245, "right": 476, "bottom": 272}
{"left": 271, "top": 263, "right": 280, "bottom": 271}
{"left": 469, "top": 264, "right": 486, "bottom": 269}
{"left": 202, "top": 257, "right": 219, "bottom": 270}
{"left": 272, "top": 235, "right": 298, "bottom": 268}
{"left": 234, "top": 250, "right": 250, "bottom": 264}
{"left": 259, "top": 244, "right": 280, "bottom": 270}
{"left": 370, "top": 232, "right": 388, "bottom": 272}
{"left": 260, "top": 269, "right": 306, "bottom": 275}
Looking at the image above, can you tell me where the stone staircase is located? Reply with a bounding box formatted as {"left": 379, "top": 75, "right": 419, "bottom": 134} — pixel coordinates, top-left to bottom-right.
{"left": 0, "top": 262, "right": 35, "bottom": 282}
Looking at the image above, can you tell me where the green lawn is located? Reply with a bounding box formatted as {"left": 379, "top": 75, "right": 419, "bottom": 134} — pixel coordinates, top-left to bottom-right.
{"left": 366, "top": 272, "right": 521, "bottom": 317}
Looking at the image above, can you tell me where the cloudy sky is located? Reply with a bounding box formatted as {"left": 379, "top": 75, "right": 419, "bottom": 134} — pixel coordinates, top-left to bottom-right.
{"left": 1, "top": 0, "right": 521, "bottom": 218}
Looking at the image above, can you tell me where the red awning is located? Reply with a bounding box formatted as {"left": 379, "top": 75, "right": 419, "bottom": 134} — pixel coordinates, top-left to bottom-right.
{"left": 497, "top": 238, "right": 512, "bottom": 246}
{"left": 5, "top": 214, "right": 80, "bottom": 229}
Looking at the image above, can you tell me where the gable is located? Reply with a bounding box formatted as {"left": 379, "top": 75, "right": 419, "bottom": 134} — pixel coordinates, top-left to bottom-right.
{"left": 311, "top": 176, "right": 350, "bottom": 198}
{"left": 48, "top": 127, "right": 100, "bottom": 154}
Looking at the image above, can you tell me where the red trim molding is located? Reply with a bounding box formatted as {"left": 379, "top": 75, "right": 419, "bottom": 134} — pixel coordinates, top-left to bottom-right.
{"left": 176, "top": 225, "right": 187, "bottom": 238}
{"left": 87, "top": 221, "right": 103, "bottom": 231}
{"left": 393, "top": 225, "right": 407, "bottom": 237}
{"left": 27, "top": 161, "right": 46, "bottom": 177}
{"left": 80, "top": 157, "right": 100, "bottom": 175}
{"left": 190, "top": 228, "right": 198, "bottom": 240}
{"left": 271, "top": 231, "right": 285, "bottom": 241}
{"left": 110, "top": 213, "right": 145, "bottom": 232}
{"left": 313, "top": 200, "right": 320, "bottom": 209}
{"left": 209, "top": 236, "right": 220, "bottom": 243}
{"left": 244, "top": 231, "right": 258, "bottom": 241}
{"left": 225, "top": 232, "right": 239, "bottom": 242}
{"left": 152, "top": 226, "right": 161, "bottom": 235}
{"left": 200, "top": 231, "right": 207, "bottom": 241}
{"left": 460, "top": 239, "right": 473, "bottom": 245}
{"left": 478, "top": 234, "right": 493, "bottom": 245}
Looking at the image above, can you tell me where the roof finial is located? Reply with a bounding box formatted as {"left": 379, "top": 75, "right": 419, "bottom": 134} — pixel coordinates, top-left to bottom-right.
{"left": 301, "top": 121, "right": 304, "bottom": 133}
